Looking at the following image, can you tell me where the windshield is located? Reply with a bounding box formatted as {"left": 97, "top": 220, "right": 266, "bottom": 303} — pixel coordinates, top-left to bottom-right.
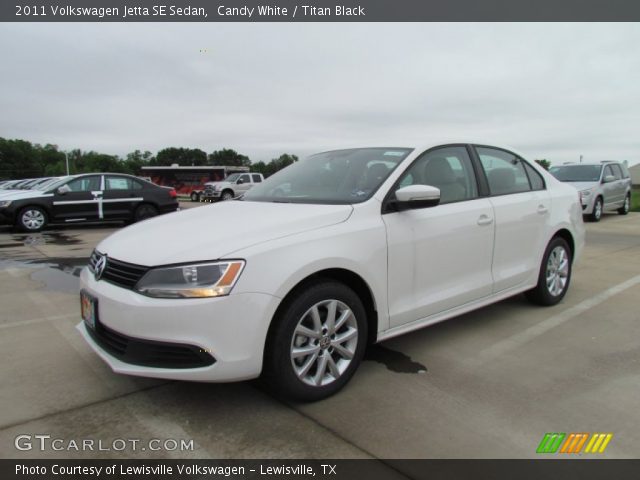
{"left": 549, "top": 165, "right": 602, "bottom": 182}
{"left": 243, "top": 148, "right": 413, "bottom": 204}
{"left": 225, "top": 173, "right": 241, "bottom": 182}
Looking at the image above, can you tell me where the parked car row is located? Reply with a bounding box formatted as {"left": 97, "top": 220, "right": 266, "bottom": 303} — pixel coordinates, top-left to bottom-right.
{"left": 549, "top": 161, "right": 632, "bottom": 221}
{"left": 78, "top": 142, "right": 586, "bottom": 401}
{"left": 0, "top": 173, "right": 179, "bottom": 232}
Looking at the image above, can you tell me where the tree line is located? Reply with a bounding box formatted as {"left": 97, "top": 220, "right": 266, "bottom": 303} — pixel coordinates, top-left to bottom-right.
{"left": 0, "top": 137, "right": 298, "bottom": 180}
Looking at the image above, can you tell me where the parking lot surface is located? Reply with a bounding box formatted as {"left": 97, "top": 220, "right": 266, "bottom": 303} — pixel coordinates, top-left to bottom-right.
{"left": 0, "top": 205, "right": 639, "bottom": 462}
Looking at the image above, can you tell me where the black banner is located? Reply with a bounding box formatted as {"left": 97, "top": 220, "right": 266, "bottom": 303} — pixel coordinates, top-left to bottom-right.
{"left": 3, "top": 459, "right": 640, "bottom": 480}
{"left": 3, "top": 0, "right": 640, "bottom": 22}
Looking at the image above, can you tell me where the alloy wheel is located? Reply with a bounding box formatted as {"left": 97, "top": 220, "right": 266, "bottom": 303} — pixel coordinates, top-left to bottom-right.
{"left": 290, "top": 299, "right": 358, "bottom": 387}
{"left": 546, "top": 246, "right": 569, "bottom": 297}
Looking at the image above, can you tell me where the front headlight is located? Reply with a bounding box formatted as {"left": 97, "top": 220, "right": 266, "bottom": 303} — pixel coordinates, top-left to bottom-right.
{"left": 214, "top": 185, "right": 221, "bottom": 191}
{"left": 0, "top": 200, "right": 12, "bottom": 208}
{"left": 580, "top": 190, "right": 592, "bottom": 197}
{"left": 135, "top": 260, "right": 245, "bottom": 298}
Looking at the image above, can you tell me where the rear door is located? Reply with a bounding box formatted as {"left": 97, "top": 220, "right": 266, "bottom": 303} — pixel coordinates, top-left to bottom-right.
{"left": 609, "top": 164, "right": 626, "bottom": 207}
{"left": 601, "top": 164, "right": 621, "bottom": 208}
{"left": 475, "top": 146, "right": 550, "bottom": 293}
{"left": 51, "top": 175, "right": 102, "bottom": 223}
{"left": 102, "top": 175, "right": 144, "bottom": 220}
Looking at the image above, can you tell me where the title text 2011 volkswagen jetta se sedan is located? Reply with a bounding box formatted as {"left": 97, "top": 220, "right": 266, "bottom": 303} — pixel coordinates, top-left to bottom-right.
{"left": 78, "top": 143, "right": 585, "bottom": 401}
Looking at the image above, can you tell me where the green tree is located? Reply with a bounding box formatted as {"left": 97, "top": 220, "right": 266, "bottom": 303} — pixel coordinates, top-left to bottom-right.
{"left": 535, "top": 159, "right": 551, "bottom": 171}
{"left": 208, "top": 148, "right": 251, "bottom": 167}
{"left": 155, "top": 147, "right": 207, "bottom": 166}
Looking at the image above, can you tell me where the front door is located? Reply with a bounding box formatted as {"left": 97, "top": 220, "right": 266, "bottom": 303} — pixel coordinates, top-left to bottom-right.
{"left": 51, "top": 175, "right": 102, "bottom": 223}
{"left": 384, "top": 146, "right": 495, "bottom": 327}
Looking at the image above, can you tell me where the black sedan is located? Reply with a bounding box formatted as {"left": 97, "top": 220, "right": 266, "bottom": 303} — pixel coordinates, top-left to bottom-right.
{"left": 0, "top": 173, "right": 179, "bottom": 232}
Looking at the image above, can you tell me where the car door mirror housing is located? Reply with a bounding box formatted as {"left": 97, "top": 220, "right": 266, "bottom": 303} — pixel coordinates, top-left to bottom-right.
{"left": 57, "top": 185, "right": 71, "bottom": 195}
{"left": 393, "top": 185, "right": 441, "bottom": 210}
{"left": 237, "top": 179, "right": 244, "bottom": 184}
{"left": 603, "top": 175, "right": 616, "bottom": 183}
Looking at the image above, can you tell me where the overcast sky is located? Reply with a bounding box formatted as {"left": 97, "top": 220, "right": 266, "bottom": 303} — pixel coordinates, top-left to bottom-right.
{"left": 1, "top": 23, "right": 639, "bottom": 165}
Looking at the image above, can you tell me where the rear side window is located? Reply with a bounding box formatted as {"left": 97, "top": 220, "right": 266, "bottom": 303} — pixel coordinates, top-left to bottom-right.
{"left": 105, "top": 176, "right": 132, "bottom": 190}
{"left": 252, "top": 174, "right": 262, "bottom": 183}
{"left": 523, "top": 162, "right": 545, "bottom": 191}
{"left": 477, "top": 147, "right": 531, "bottom": 195}
{"left": 619, "top": 163, "right": 630, "bottom": 178}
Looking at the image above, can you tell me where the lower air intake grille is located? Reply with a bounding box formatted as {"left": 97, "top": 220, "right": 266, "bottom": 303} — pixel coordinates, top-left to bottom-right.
{"left": 86, "top": 321, "right": 216, "bottom": 369}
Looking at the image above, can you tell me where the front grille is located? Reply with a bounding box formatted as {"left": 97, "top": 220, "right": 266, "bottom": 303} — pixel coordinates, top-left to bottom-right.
{"left": 89, "top": 250, "right": 149, "bottom": 290}
{"left": 86, "top": 320, "right": 216, "bottom": 369}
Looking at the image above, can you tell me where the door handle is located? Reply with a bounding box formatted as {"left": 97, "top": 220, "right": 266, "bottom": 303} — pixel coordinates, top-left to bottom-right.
{"left": 537, "top": 205, "right": 548, "bottom": 214}
{"left": 477, "top": 215, "right": 493, "bottom": 226}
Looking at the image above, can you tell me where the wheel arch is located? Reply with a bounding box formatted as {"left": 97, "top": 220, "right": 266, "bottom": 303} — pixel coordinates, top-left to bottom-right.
{"left": 265, "top": 268, "right": 379, "bottom": 352}
{"left": 551, "top": 228, "right": 575, "bottom": 261}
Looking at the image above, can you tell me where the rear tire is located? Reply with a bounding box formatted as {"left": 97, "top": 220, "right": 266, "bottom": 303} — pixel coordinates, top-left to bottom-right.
{"left": 190, "top": 191, "right": 200, "bottom": 202}
{"left": 134, "top": 203, "right": 158, "bottom": 222}
{"left": 618, "top": 194, "right": 630, "bottom": 215}
{"left": 263, "top": 281, "right": 367, "bottom": 402}
{"left": 17, "top": 206, "right": 48, "bottom": 232}
{"left": 588, "top": 197, "right": 603, "bottom": 222}
{"left": 526, "top": 237, "right": 572, "bottom": 306}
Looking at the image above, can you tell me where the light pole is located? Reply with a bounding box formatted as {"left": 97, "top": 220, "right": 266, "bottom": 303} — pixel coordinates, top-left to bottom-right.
{"left": 65, "top": 152, "right": 69, "bottom": 175}
{"left": 579, "top": 155, "right": 583, "bottom": 164}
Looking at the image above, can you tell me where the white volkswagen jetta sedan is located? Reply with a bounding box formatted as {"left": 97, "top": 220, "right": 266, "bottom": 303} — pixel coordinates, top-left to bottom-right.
{"left": 78, "top": 143, "right": 585, "bottom": 401}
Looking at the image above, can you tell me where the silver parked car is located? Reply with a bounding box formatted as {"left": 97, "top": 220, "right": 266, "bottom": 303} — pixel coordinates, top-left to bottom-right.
{"left": 549, "top": 161, "right": 632, "bottom": 221}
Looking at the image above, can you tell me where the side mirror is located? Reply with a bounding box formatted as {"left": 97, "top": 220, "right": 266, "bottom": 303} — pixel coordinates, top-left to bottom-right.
{"left": 56, "top": 185, "right": 71, "bottom": 195}
{"left": 603, "top": 175, "right": 616, "bottom": 183}
{"left": 236, "top": 179, "right": 244, "bottom": 185}
{"left": 393, "top": 185, "right": 440, "bottom": 210}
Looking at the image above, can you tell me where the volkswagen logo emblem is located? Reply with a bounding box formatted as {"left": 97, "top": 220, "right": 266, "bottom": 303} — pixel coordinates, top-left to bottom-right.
{"left": 94, "top": 254, "right": 107, "bottom": 281}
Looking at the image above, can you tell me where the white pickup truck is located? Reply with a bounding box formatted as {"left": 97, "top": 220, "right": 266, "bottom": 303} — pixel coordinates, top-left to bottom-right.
{"left": 201, "top": 172, "right": 264, "bottom": 202}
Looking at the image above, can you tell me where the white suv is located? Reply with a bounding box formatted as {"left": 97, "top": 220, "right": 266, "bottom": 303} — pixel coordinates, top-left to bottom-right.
{"left": 78, "top": 143, "right": 585, "bottom": 401}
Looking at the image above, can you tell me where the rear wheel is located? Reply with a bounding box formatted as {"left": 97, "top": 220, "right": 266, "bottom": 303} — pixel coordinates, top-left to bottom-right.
{"left": 134, "top": 203, "right": 158, "bottom": 222}
{"left": 190, "top": 191, "right": 200, "bottom": 202}
{"left": 263, "top": 281, "right": 367, "bottom": 401}
{"left": 588, "top": 197, "right": 603, "bottom": 222}
{"left": 17, "top": 206, "right": 47, "bottom": 232}
{"left": 526, "top": 237, "right": 572, "bottom": 306}
{"left": 618, "top": 194, "right": 630, "bottom": 215}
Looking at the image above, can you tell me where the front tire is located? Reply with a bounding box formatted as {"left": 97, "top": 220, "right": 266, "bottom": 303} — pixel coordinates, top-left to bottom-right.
{"left": 263, "top": 281, "right": 367, "bottom": 401}
{"left": 221, "top": 190, "right": 234, "bottom": 201}
{"left": 526, "top": 237, "right": 572, "bottom": 306}
{"left": 618, "top": 194, "right": 630, "bottom": 215}
{"left": 17, "top": 206, "right": 48, "bottom": 232}
{"left": 588, "top": 197, "right": 603, "bottom": 222}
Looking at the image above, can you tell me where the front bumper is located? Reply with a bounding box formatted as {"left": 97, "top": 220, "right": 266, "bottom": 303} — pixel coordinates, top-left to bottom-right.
{"left": 77, "top": 267, "right": 280, "bottom": 382}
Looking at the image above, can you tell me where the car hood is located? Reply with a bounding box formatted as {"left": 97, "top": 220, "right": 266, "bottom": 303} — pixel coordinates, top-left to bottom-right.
{"left": 204, "top": 181, "right": 228, "bottom": 188}
{"left": 562, "top": 181, "right": 599, "bottom": 191}
{"left": 97, "top": 201, "right": 354, "bottom": 266}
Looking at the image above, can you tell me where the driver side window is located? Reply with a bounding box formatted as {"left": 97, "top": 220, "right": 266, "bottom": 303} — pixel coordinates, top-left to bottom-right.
{"left": 396, "top": 147, "right": 478, "bottom": 204}
{"left": 66, "top": 176, "right": 101, "bottom": 192}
